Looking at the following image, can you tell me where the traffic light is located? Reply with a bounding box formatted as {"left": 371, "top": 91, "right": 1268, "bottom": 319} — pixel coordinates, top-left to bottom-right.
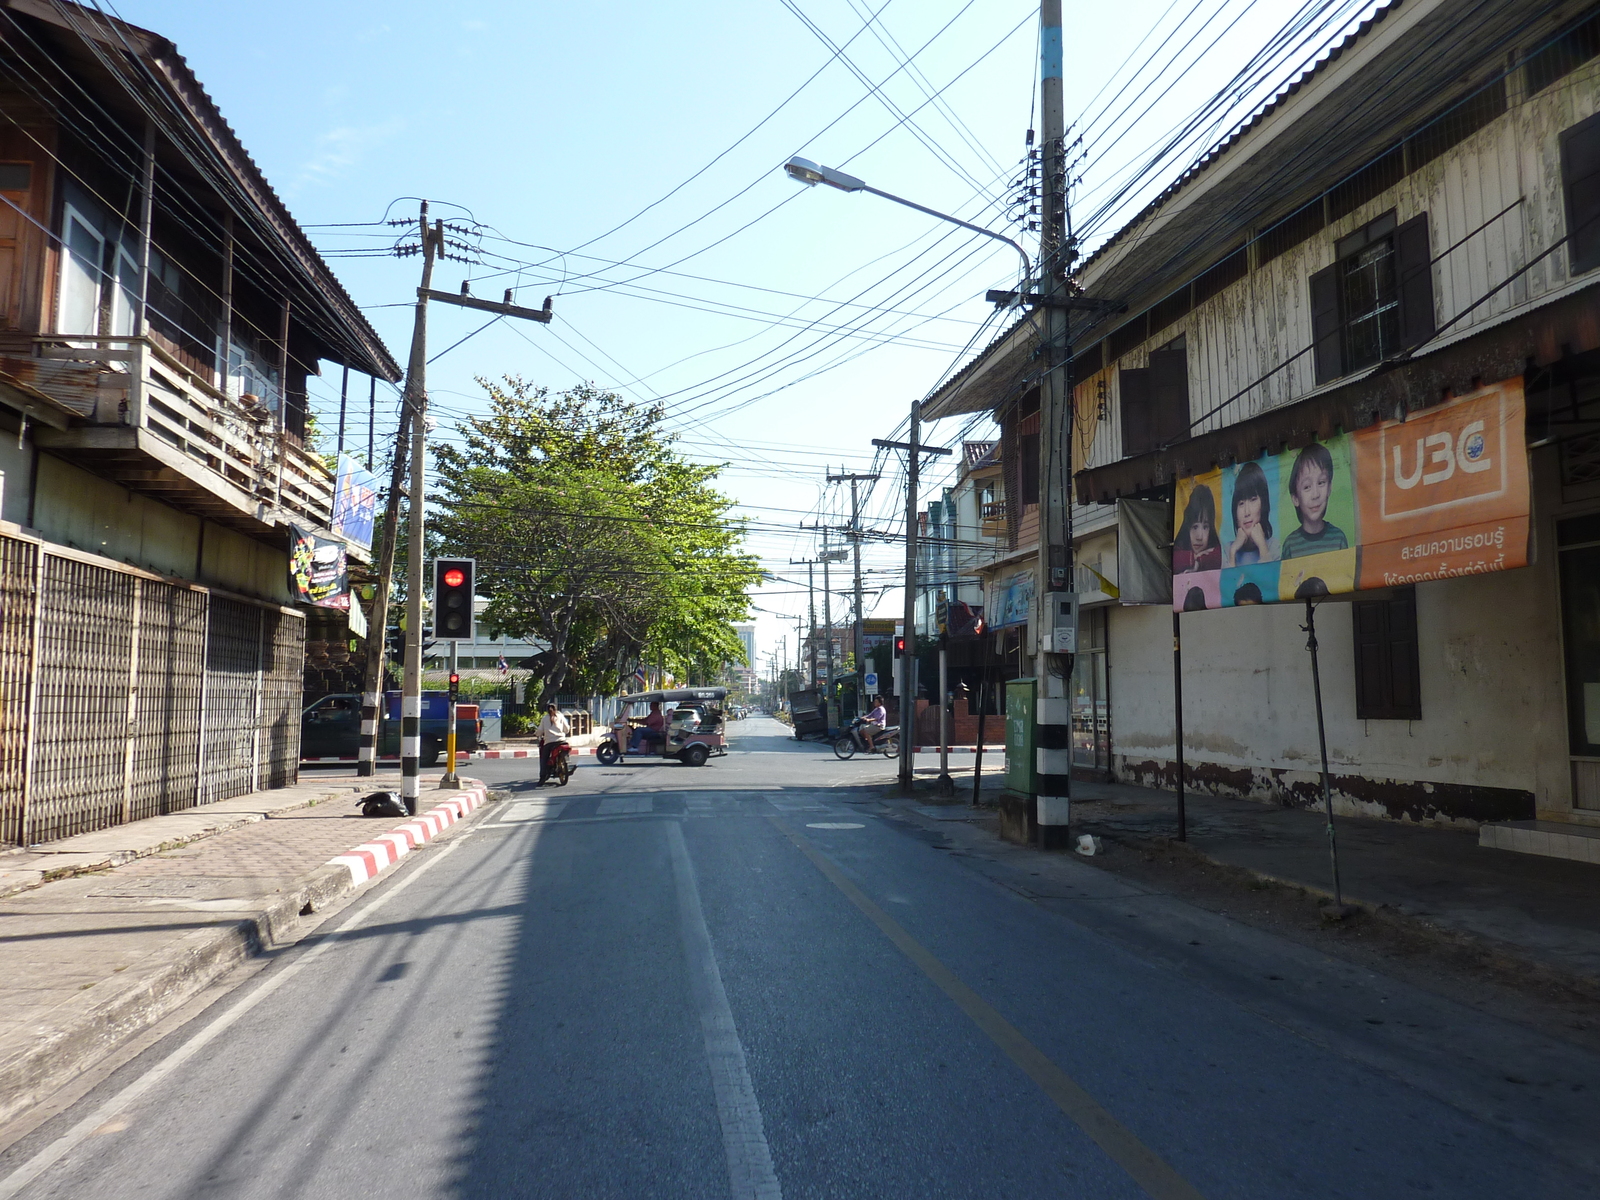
{"left": 447, "top": 671, "right": 460, "bottom": 700}
{"left": 433, "top": 558, "right": 475, "bottom": 641}
{"left": 385, "top": 626, "right": 404, "bottom": 659}
{"left": 893, "top": 635, "right": 907, "bottom": 657}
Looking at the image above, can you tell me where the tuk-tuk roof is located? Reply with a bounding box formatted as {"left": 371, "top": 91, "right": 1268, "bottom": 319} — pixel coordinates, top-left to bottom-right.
{"left": 619, "top": 687, "right": 728, "bottom": 705}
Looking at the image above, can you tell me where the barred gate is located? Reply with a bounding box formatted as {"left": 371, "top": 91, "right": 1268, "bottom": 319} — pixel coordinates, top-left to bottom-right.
{"left": 0, "top": 527, "right": 305, "bottom": 846}
{"left": 0, "top": 536, "right": 38, "bottom": 845}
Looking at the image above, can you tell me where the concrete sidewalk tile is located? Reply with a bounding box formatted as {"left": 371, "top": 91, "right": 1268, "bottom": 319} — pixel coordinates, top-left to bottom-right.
{"left": 0, "top": 777, "right": 490, "bottom": 1129}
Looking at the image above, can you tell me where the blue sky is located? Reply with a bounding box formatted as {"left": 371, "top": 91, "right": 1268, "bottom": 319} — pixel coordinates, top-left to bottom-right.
{"left": 112, "top": 0, "right": 1381, "bottom": 671}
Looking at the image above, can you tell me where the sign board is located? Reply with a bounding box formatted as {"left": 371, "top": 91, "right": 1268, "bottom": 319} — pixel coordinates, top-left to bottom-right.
{"left": 987, "top": 570, "right": 1035, "bottom": 628}
{"left": 863, "top": 671, "right": 879, "bottom": 692}
{"left": 1172, "top": 379, "right": 1529, "bottom": 610}
{"left": 329, "top": 455, "right": 379, "bottom": 549}
{"left": 290, "top": 525, "right": 348, "bottom": 609}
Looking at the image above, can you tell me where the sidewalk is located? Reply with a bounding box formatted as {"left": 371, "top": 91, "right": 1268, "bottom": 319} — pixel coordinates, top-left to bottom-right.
{"left": 0, "top": 773, "right": 494, "bottom": 1130}
{"left": 1059, "top": 779, "right": 1600, "bottom": 994}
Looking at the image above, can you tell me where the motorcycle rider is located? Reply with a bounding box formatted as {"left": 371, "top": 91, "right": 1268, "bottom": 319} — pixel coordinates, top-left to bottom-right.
{"left": 536, "top": 701, "right": 571, "bottom": 784}
{"left": 862, "top": 696, "right": 887, "bottom": 752}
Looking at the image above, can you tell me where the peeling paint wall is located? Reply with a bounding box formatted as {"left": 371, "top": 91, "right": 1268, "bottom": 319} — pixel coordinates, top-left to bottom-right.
{"left": 1106, "top": 451, "right": 1567, "bottom": 826}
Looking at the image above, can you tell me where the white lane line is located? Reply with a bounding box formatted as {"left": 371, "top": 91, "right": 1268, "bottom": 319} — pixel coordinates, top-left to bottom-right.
{"left": 666, "top": 823, "right": 782, "bottom": 1200}
{"left": 0, "top": 839, "right": 465, "bottom": 1200}
{"left": 490, "top": 800, "right": 568, "bottom": 825}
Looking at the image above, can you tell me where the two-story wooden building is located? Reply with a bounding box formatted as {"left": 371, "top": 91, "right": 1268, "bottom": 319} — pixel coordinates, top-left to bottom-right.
{"left": 928, "top": 0, "right": 1600, "bottom": 859}
{"left": 0, "top": 1, "right": 400, "bottom": 845}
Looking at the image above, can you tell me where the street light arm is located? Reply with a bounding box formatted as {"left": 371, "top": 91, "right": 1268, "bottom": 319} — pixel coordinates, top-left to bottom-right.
{"left": 860, "top": 185, "right": 1033, "bottom": 280}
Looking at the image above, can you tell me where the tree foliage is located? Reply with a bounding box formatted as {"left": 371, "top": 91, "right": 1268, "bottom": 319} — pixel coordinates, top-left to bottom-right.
{"left": 431, "top": 378, "right": 759, "bottom": 700}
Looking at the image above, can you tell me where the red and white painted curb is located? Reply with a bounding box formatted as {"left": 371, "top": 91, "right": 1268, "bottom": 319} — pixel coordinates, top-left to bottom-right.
{"left": 327, "top": 782, "right": 489, "bottom": 886}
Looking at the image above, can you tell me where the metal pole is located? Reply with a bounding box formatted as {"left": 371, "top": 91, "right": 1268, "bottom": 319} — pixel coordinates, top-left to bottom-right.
{"left": 355, "top": 403, "right": 409, "bottom": 777}
{"left": 367, "top": 375, "right": 376, "bottom": 468}
{"left": 337, "top": 364, "right": 348, "bottom": 457}
{"left": 851, "top": 479, "right": 865, "bottom": 689}
{"left": 935, "top": 642, "right": 955, "bottom": 796}
{"left": 1303, "top": 600, "right": 1346, "bottom": 910}
{"left": 400, "top": 207, "right": 439, "bottom": 815}
{"left": 1173, "top": 609, "right": 1186, "bottom": 842}
{"left": 444, "top": 639, "right": 459, "bottom": 785}
{"left": 807, "top": 562, "right": 817, "bottom": 688}
{"left": 134, "top": 121, "right": 155, "bottom": 339}
{"left": 971, "top": 660, "right": 991, "bottom": 807}
{"left": 899, "top": 400, "right": 922, "bottom": 793}
{"left": 219, "top": 211, "right": 233, "bottom": 391}
{"left": 823, "top": 557, "right": 834, "bottom": 726}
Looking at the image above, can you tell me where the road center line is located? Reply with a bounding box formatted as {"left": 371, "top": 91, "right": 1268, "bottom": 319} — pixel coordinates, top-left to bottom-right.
{"left": 0, "top": 838, "right": 465, "bottom": 1200}
{"left": 769, "top": 816, "right": 1206, "bottom": 1200}
{"left": 666, "top": 822, "right": 782, "bottom": 1200}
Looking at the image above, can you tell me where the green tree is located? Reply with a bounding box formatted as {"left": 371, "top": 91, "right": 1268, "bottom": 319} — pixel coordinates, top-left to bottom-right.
{"left": 431, "top": 377, "right": 758, "bottom": 701}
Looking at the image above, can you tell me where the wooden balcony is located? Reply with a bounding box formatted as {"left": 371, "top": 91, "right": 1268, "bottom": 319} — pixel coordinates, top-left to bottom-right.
{"left": 980, "top": 499, "right": 1007, "bottom": 539}
{"left": 2, "top": 335, "right": 356, "bottom": 555}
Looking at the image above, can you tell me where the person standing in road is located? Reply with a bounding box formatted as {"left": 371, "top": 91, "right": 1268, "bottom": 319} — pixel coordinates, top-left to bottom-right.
{"left": 536, "top": 701, "right": 571, "bottom": 785}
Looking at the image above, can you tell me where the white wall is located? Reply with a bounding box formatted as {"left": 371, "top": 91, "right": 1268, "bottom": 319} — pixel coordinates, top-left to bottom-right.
{"left": 1108, "top": 450, "right": 1569, "bottom": 825}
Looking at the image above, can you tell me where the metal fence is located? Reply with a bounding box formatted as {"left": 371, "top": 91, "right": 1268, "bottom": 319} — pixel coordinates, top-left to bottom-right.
{"left": 0, "top": 527, "right": 304, "bottom": 846}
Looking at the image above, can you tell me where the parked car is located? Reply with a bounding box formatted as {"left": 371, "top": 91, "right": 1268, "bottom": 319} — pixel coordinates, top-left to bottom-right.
{"left": 301, "top": 692, "right": 481, "bottom": 765}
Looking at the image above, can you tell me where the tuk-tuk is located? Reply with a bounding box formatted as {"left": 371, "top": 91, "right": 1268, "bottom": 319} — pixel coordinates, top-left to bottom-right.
{"left": 596, "top": 687, "right": 729, "bottom": 767}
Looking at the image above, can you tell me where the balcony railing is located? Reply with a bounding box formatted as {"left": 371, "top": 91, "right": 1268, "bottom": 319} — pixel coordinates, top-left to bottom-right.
{"left": 3, "top": 335, "right": 343, "bottom": 543}
{"left": 980, "top": 498, "right": 1006, "bottom": 536}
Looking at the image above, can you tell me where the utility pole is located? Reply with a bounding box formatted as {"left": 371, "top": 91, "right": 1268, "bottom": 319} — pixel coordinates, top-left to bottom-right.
{"left": 822, "top": 555, "right": 834, "bottom": 711}
{"left": 790, "top": 558, "right": 820, "bottom": 689}
{"left": 827, "top": 470, "right": 878, "bottom": 705}
{"left": 1033, "top": 0, "right": 1076, "bottom": 847}
{"left": 399, "top": 209, "right": 441, "bottom": 816}
{"left": 875, "top": 402, "right": 950, "bottom": 793}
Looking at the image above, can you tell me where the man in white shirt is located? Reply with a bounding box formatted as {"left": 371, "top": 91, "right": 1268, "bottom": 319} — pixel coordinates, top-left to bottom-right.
{"left": 536, "top": 702, "right": 571, "bottom": 785}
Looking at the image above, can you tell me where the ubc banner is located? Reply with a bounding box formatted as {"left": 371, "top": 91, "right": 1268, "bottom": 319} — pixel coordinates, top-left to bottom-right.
{"left": 330, "top": 454, "right": 379, "bottom": 549}
{"left": 1173, "top": 378, "right": 1529, "bottom": 611}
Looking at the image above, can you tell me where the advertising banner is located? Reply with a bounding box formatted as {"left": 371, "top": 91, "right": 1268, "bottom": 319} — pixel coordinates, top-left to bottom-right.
{"left": 330, "top": 454, "right": 379, "bottom": 549}
{"left": 1172, "top": 378, "right": 1528, "bottom": 610}
{"left": 988, "top": 569, "right": 1035, "bottom": 628}
{"left": 291, "top": 524, "right": 349, "bottom": 609}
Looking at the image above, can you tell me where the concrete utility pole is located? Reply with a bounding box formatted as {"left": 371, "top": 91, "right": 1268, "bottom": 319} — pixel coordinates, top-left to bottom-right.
{"left": 875, "top": 402, "right": 950, "bottom": 792}
{"left": 400, "top": 209, "right": 441, "bottom": 815}
{"left": 358, "top": 200, "right": 431, "bottom": 781}
{"left": 790, "top": 559, "right": 820, "bottom": 689}
{"left": 1033, "top": 0, "right": 1076, "bottom": 848}
{"left": 827, "top": 471, "right": 879, "bottom": 704}
{"left": 822, "top": 556, "right": 835, "bottom": 706}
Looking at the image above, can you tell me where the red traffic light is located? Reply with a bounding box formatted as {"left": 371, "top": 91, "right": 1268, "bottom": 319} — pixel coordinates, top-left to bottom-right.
{"left": 448, "top": 672, "right": 460, "bottom": 685}
{"left": 893, "top": 636, "right": 907, "bottom": 655}
{"left": 443, "top": 568, "right": 465, "bottom": 588}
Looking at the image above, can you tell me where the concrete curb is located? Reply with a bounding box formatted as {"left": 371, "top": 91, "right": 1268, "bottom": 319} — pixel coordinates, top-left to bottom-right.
{"left": 0, "top": 782, "right": 494, "bottom": 1131}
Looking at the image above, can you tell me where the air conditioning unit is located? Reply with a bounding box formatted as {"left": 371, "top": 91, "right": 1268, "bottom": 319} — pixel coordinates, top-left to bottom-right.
{"left": 1038, "top": 591, "right": 1078, "bottom": 654}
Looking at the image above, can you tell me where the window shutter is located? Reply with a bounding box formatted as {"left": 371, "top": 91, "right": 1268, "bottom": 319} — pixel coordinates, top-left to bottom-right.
{"left": 1309, "top": 264, "right": 1342, "bottom": 384}
{"left": 1148, "top": 347, "right": 1190, "bottom": 446}
{"left": 1120, "top": 366, "right": 1153, "bottom": 457}
{"left": 1395, "top": 213, "right": 1435, "bottom": 347}
{"left": 1562, "top": 112, "right": 1600, "bottom": 276}
{"left": 1353, "top": 588, "right": 1421, "bottom": 720}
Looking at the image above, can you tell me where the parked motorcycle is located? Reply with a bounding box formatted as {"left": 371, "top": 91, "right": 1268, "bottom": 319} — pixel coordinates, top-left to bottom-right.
{"left": 833, "top": 717, "right": 900, "bottom": 760}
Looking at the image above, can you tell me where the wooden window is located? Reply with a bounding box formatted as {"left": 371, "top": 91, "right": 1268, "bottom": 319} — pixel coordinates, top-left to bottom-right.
{"left": 1147, "top": 285, "right": 1191, "bottom": 335}
{"left": 1327, "top": 145, "right": 1406, "bottom": 222}
{"left": 1192, "top": 245, "right": 1248, "bottom": 304}
{"left": 1562, "top": 111, "right": 1600, "bottom": 276}
{"left": 1257, "top": 201, "right": 1325, "bottom": 268}
{"left": 1119, "top": 343, "right": 1188, "bottom": 457}
{"left": 1108, "top": 312, "right": 1149, "bottom": 360}
{"left": 1353, "top": 588, "right": 1421, "bottom": 721}
{"left": 1072, "top": 340, "right": 1102, "bottom": 378}
{"left": 1406, "top": 77, "right": 1507, "bottom": 172}
{"left": 1019, "top": 409, "right": 1040, "bottom": 505}
{"left": 1309, "top": 211, "right": 1433, "bottom": 384}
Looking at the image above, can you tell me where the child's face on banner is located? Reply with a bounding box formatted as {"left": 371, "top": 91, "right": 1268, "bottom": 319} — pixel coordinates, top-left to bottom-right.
{"left": 1295, "top": 463, "right": 1331, "bottom": 526}
{"left": 1189, "top": 514, "right": 1211, "bottom": 554}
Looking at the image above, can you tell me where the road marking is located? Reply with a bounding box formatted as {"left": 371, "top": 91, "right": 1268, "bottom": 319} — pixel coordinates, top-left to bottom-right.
{"left": 770, "top": 817, "right": 1207, "bottom": 1200}
{"left": 489, "top": 800, "right": 568, "bottom": 825}
{"left": 666, "top": 823, "right": 782, "bottom": 1200}
{"left": 0, "top": 839, "right": 466, "bottom": 1200}
{"left": 805, "top": 822, "right": 863, "bottom": 830}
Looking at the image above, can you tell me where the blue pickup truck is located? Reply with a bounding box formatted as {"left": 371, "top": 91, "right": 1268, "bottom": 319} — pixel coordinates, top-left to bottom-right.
{"left": 300, "top": 692, "right": 482, "bottom": 765}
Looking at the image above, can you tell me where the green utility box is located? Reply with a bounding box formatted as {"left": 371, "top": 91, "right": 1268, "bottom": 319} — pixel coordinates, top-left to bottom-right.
{"left": 1004, "top": 677, "right": 1038, "bottom": 796}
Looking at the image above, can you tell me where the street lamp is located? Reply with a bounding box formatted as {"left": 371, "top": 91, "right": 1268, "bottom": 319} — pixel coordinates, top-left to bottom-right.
{"left": 783, "top": 156, "right": 1033, "bottom": 280}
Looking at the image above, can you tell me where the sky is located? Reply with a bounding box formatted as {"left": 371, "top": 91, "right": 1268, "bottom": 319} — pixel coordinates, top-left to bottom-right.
{"left": 107, "top": 0, "right": 1384, "bottom": 678}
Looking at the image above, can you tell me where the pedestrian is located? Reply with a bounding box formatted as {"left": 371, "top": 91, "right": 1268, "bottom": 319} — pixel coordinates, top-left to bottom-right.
{"left": 536, "top": 701, "right": 571, "bottom": 785}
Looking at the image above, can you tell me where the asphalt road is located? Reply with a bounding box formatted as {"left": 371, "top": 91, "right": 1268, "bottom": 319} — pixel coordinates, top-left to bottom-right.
{"left": 3, "top": 717, "right": 1598, "bottom": 1199}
